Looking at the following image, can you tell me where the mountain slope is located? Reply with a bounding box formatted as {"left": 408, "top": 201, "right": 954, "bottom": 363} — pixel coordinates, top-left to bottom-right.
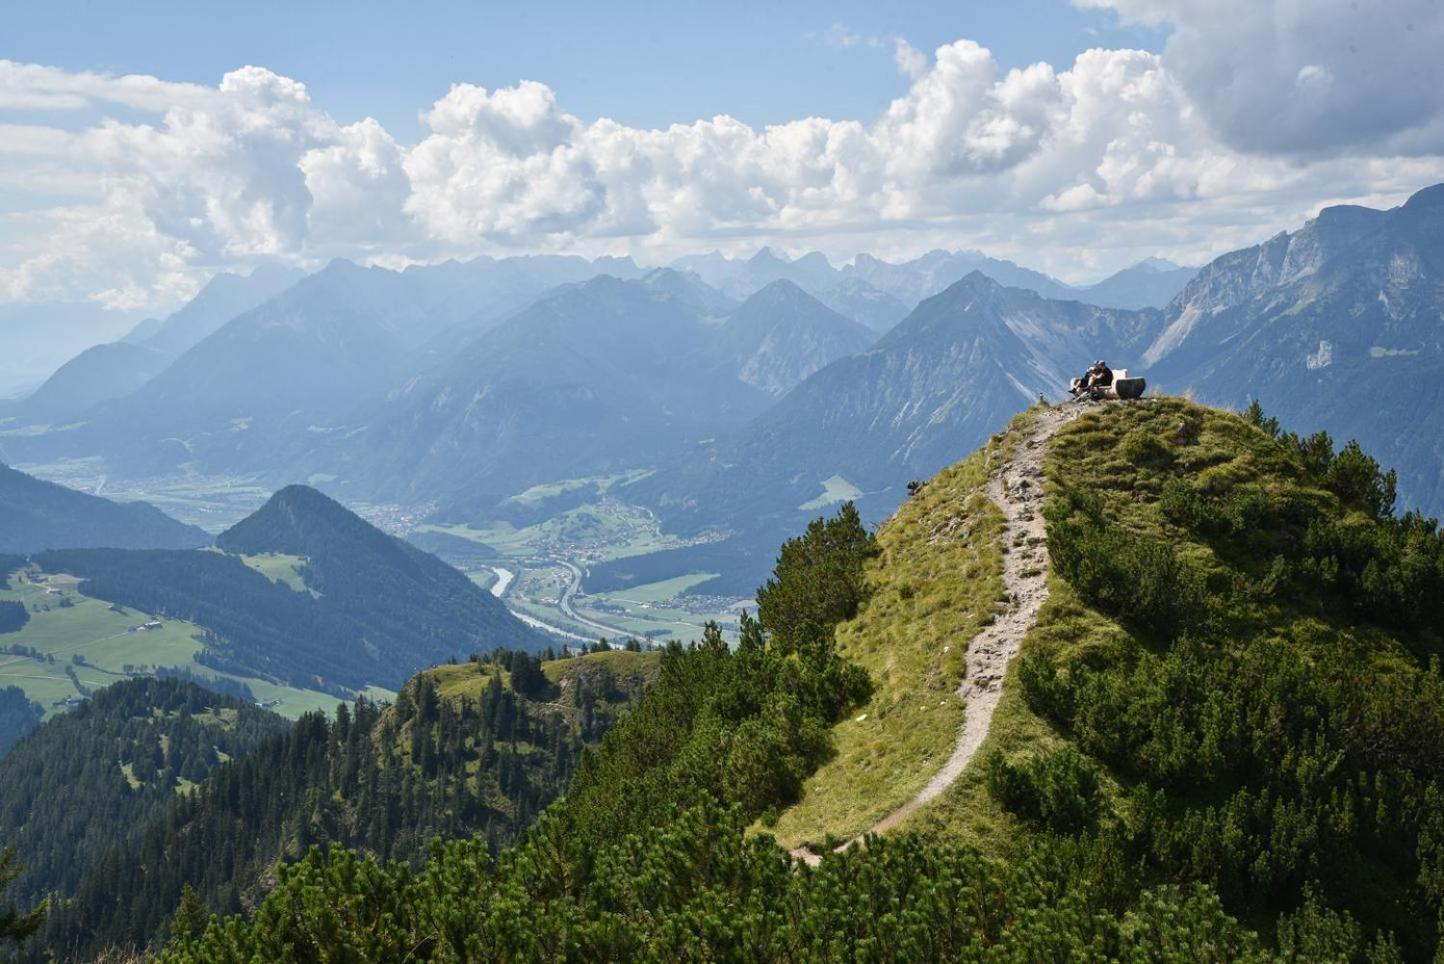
{"left": 0, "top": 301, "right": 146, "bottom": 399}
{"left": 0, "top": 678, "right": 286, "bottom": 910}
{"left": 0, "top": 462, "right": 208, "bottom": 553}
{"left": 323, "top": 276, "right": 774, "bottom": 513}
{"left": 3, "top": 266, "right": 309, "bottom": 428}
{"left": 713, "top": 280, "right": 877, "bottom": 397}
{"left": 1077, "top": 258, "right": 1197, "bottom": 310}
{"left": 619, "top": 273, "right": 1157, "bottom": 592}
{"left": 639, "top": 267, "right": 738, "bottom": 317}
{"left": 10, "top": 342, "right": 171, "bottom": 425}
{"left": 0, "top": 686, "right": 43, "bottom": 759}
{"left": 37, "top": 649, "right": 657, "bottom": 961}
{"left": 766, "top": 397, "right": 1444, "bottom": 954}
{"left": 1144, "top": 183, "right": 1444, "bottom": 516}
{"left": 815, "top": 276, "right": 912, "bottom": 332}
{"left": 32, "top": 486, "right": 542, "bottom": 693}
{"left": 216, "top": 485, "right": 534, "bottom": 652}
{"left": 132, "top": 264, "right": 308, "bottom": 361}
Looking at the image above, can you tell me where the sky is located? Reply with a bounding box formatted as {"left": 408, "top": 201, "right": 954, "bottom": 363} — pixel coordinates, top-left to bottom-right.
{"left": 2, "top": 0, "right": 1443, "bottom": 315}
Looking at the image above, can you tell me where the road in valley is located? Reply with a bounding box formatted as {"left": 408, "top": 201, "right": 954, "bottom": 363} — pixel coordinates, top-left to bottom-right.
{"left": 487, "top": 562, "right": 632, "bottom": 644}
{"left": 551, "top": 559, "right": 635, "bottom": 639}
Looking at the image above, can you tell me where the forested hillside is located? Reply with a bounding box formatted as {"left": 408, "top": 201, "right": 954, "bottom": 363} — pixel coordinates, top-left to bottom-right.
{"left": 32, "top": 486, "right": 542, "bottom": 694}
{"left": 29, "top": 648, "right": 656, "bottom": 962}
{"left": 0, "top": 688, "right": 42, "bottom": 759}
{"left": 0, "top": 462, "right": 208, "bottom": 554}
{"left": 0, "top": 679, "right": 286, "bottom": 912}
{"left": 140, "top": 400, "right": 1444, "bottom": 961}
{"left": 1010, "top": 399, "right": 1444, "bottom": 952}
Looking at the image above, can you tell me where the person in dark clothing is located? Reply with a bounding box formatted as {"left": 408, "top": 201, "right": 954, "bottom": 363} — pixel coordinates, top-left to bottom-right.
{"left": 1070, "top": 360, "right": 1113, "bottom": 395}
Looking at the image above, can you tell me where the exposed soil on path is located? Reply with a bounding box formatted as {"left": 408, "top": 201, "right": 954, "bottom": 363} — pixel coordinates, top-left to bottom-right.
{"left": 794, "top": 404, "right": 1086, "bottom": 866}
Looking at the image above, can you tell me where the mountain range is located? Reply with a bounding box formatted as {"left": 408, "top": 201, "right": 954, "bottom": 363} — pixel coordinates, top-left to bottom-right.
{"left": 610, "top": 272, "right": 1159, "bottom": 592}
{"left": 582, "top": 186, "right": 1444, "bottom": 593}
{"left": 1142, "top": 185, "right": 1444, "bottom": 513}
{"left": 4, "top": 186, "right": 1443, "bottom": 600}
{"left": 0, "top": 245, "right": 1186, "bottom": 497}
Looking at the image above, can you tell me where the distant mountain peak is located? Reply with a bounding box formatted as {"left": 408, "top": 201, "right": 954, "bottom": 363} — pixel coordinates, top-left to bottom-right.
{"left": 217, "top": 484, "right": 384, "bottom": 558}
{"left": 1311, "top": 203, "right": 1388, "bottom": 235}
{"left": 263, "top": 483, "right": 338, "bottom": 511}
{"left": 742, "top": 277, "right": 812, "bottom": 303}
{"left": 749, "top": 246, "right": 789, "bottom": 266}
{"left": 1403, "top": 181, "right": 1444, "bottom": 211}
{"left": 1135, "top": 257, "right": 1182, "bottom": 273}
{"left": 949, "top": 269, "right": 1007, "bottom": 294}
{"left": 793, "top": 251, "right": 834, "bottom": 270}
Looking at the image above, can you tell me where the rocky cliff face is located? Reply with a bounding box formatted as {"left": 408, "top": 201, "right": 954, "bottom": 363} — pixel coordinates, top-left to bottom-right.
{"left": 1146, "top": 183, "right": 1444, "bottom": 513}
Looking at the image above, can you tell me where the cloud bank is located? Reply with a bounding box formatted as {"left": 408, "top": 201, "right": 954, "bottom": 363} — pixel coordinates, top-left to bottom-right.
{"left": 2, "top": 0, "right": 1442, "bottom": 311}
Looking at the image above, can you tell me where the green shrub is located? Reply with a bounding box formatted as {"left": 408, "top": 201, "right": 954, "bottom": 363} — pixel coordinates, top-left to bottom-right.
{"left": 985, "top": 747, "right": 1103, "bottom": 835}
{"left": 1047, "top": 490, "right": 1210, "bottom": 640}
{"left": 1119, "top": 427, "right": 1175, "bottom": 470}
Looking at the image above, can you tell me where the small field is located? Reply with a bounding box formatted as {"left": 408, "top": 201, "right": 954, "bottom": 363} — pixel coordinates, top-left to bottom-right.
{"left": 502, "top": 470, "right": 649, "bottom": 508}
{"left": 0, "top": 567, "right": 377, "bottom": 721}
{"left": 238, "top": 553, "right": 313, "bottom": 594}
{"left": 421, "top": 649, "right": 659, "bottom": 705}
{"left": 798, "top": 474, "right": 864, "bottom": 511}
{"left": 419, "top": 498, "right": 685, "bottom": 563}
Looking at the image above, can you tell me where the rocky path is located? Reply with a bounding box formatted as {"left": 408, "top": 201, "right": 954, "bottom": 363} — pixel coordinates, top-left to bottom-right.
{"left": 795, "top": 405, "right": 1079, "bottom": 866}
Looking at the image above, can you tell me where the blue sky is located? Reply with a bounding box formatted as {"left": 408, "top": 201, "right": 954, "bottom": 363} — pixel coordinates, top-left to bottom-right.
{"left": 5, "top": 0, "right": 1166, "bottom": 138}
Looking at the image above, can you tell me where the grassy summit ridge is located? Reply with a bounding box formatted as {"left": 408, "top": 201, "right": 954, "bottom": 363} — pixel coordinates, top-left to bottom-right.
{"left": 935, "top": 398, "right": 1444, "bottom": 952}
{"left": 768, "top": 430, "right": 1007, "bottom": 848}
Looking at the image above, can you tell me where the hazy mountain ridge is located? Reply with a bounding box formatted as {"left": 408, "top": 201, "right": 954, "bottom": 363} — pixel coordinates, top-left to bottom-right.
{"left": 131, "top": 264, "right": 308, "bottom": 361}
{"left": 0, "top": 302, "right": 148, "bottom": 399}
{"left": 3, "top": 266, "right": 308, "bottom": 426}
{"left": 668, "top": 246, "right": 1191, "bottom": 317}
{"left": 0, "top": 461, "right": 208, "bottom": 554}
{"left": 9, "top": 342, "right": 171, "bottom": 426}
{"left": 713, "top": 280, "right": 877, "bottom": 398}
{"left": 1079, "top": 257, "right": 1198, "bottom": 310}
{"left": 307, "top": 275, "right": 776, "bottom": 512}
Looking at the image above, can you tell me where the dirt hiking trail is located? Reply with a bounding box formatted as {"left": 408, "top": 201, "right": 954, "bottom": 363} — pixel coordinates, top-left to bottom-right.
{"left": 794, "top": 404, "right": 1084, "bottom": 866}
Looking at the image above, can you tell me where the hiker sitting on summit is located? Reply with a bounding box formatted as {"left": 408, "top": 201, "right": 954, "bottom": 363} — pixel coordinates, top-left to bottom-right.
{"left": 1070, "top": 360, "right": 1113, "bottom": 395}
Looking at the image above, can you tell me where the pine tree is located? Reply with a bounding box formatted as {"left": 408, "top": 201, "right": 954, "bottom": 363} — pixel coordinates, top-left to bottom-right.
{"left": 169, "top": 883, "right": 209, "bottom": 942}
{"left": 0, "top": 846, "right": 44, "bottom": 948}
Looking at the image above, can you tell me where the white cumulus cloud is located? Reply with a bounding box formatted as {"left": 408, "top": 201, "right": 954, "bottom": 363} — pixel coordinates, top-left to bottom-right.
{"left": 1075, "top": 0, "right": 1444, "bottom": 155}
{"left": 0, "top": 10, "right": 1443, "bottom": 316}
